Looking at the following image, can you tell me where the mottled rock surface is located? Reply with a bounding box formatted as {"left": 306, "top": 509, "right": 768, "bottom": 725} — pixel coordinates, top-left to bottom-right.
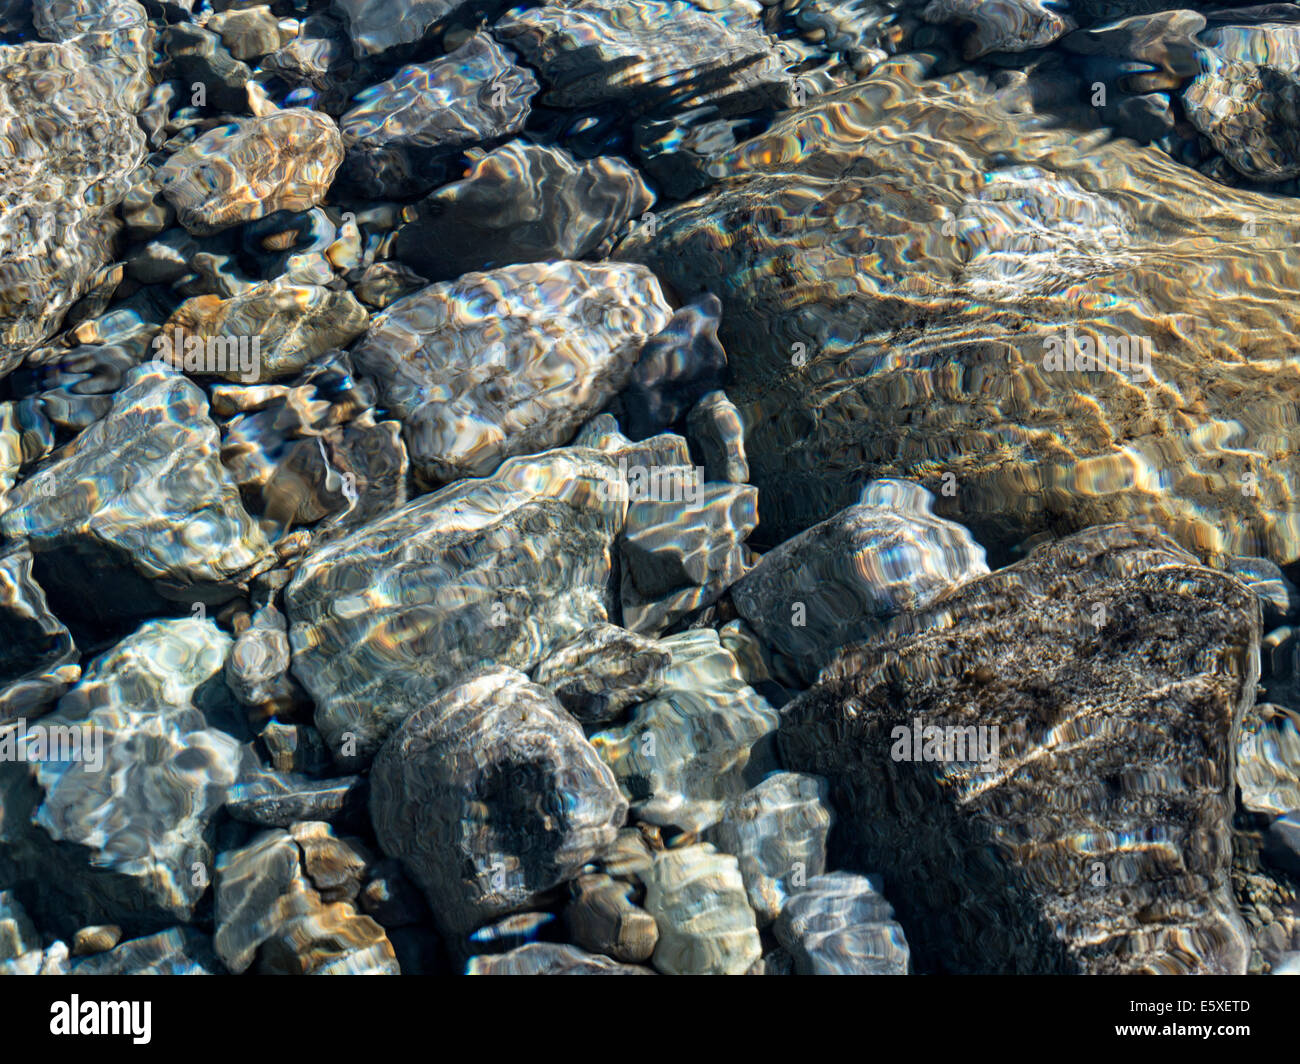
{"left": 350, "top": 262, "right": 671, "bottom": 484}
{"left": 161, "top": 283, "right": 368, "bottom": 383}
{"left": 779, "top": 524, "right": 1257, "bottom": 974}
{"left": 618, "top": 56, "right": 1300, "bottom": 559}
{"left": 497, "top": 0, "right": 792, "bottom": 115}
{"left": 531, "top": 623, "right": 670, "bottom": 724}
{"left": 29, "top": 619, "right": 247, "bottom": 924}
{"left": 393, "top": 142, "right": 653, "bottom": 280}
{"left": 369, "top": 667, "right": 627, "bottom": 939}
{"left": 704, "top": 772, "right": 832, "bottom": 924}
{"left": 0, "top": 543, "right": 79, "bottom": 721}
{"left": 466, "top": 941, "right": 653, "bottom": 974}
{"left": 339, "top": 35, "right": 538, "bottom": 198}
{"left": 731, "top": 479, "right": 989, "bottom": 682}
{"left": 592, "top": 629, "right": 780, "bottom": 832}
{"left": 0, "top": 38, "right": 146, "bottom": 370}
{"left": 158, "top": 109, "right": 344, "bottom": 235}
{"left": 0, "top": 368, "right": 267, "bottom": 626}
{"left": 642, "top": 842, "right": 761, "bottom": 975}
{"left": 774, "top": 872, "right": 910, "bottom": 974}
{"left": 285, "top": 447, "right": 628, "bottom": 765}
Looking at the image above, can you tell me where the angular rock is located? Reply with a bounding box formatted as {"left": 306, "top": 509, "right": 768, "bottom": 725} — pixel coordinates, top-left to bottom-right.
{"left": 704, "top": 772, "right": 832, "bottom": 924}
{"left": 0, "top": 38, "right": 146, "bottom": 370}
{"left": 0, "top": 891, "right": 39, "bottom": 961}
{"left": 619, "top": 481, "right": 758, "bottom": 634}
{"left": 70, "top": 928, "right": 222, "bottom": 975}
{"left": 30, "top": 618, "right": 247, "bottom": 923}
{"left": 158, "top": 109, "right": 343, "bottom": 235}
{"left": 339, "top": 34, "right": 538, "bottom": 199}
{"left": 0, "top": 543, "right": 79, "bottom": 722}
{"left": 591, "top": 629, "right": 780, "bottom": 832}
{"left": 1184, "top": 23, "right": 1300, "bottom": 180}
{"left": 159, "top": 282, "right": 368, "bottom": 383}
{"left": 565, "top": 872, "right": 659, "bottom": 963}
{"left": 642, "top": 842, "right": 761, "bottom": 975}
{"left": 731, "top": 479, "right": 989, "bottom": 682}
{"left": 774, "top": 872, "right": 910, "bottom": 975}
{"left": 466, "top": 941, "right": 653, "bottom": 974}
{"left": 496, "top": 0, "right": 793, "bottom": 116}
{"left": 531, "top": 623, "right": 671, "bottom": 725}
{"left": 921, "top": 0, "right": 1073, "bottom": 59}
{"left": 285, "top": 447, "right": 628, "bottom": 765}
{"left": 369, "top": 667, "right": 628, "bottom": 939}
{"left": 226, "top": 774, "right": 367, "bottom": 828}
{"left": 208, "top": 5, "right": 285, "bottom": 60}
{"left": 779, "top": 524, "right": 1258, "bottom": 974}
{"left": 617, "top": 56, "right": 1300, "bottom": 558}
{"left": 350, "top": 261, "right": 671, "bottom": 485}
{"left": 619, "top": 294, "right": 728, "bottom": 440}
{"left": 0, "top": 368, "right": 268, "bottom": 625}
{"left": 687, "top": 391, "right": 749, "bottom": 484}
{"left": 393, "top": 141, "right": 653, "bottom": 280}
{"left": 1238, "top": 703, "right": 1300, "bottom": 816}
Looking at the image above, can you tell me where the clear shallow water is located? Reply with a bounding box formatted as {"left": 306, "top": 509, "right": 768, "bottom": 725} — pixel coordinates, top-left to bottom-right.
{"left": 0, "top": 0, "right": 1297, "bottom": 978}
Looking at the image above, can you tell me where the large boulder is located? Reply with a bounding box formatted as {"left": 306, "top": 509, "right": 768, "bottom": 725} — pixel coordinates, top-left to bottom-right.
{"left": 779, "top": 524, "right": 1257, "bottom": 974}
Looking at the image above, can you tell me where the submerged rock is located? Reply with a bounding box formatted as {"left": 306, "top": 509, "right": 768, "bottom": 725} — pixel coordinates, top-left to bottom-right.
{"left": 70, "top": 928, "right": 222, "bottom": 975}
{"left": 774, "top": 872, "right": 910, "bottom": 974}
{"left": 369, "top": 667, "right": 628, "bottom": 939}
{"left": 350, "top": 261, "right": 671, "bottom": 485}
{"left": 565, "top": 872, "right": 659, "bottom": 962}
{"left": 779, "top": 524, "right": 1257, "bottom": 974}
{"left": 1184, "top": 23, "right": 1300, "bottom": 181}
{"left": 285, "top": 447, "right": 628, "bottom": 765}
{"left": 619, "top": 481, "right": 758, "bottom": 634}
{"left": 215, "top": 826, "right": 395, "bottom": 975}
{"left": 0, "top": 543, "right": 80, "bottom": 722}
{"left": 0, "top": 38, "right": 146, "bottom": 371}
{"left": 704, "top": 772, "right": 832, "bottom": 924}
{"left": 731, "top": 480, "right": 989, "bottom": 682}
{"left": 466, "top": 941, "right": 653, "bottom": 974}
{"left": 921, "top": 0, "right": 1074, "bottom": 58}
{"left": 495, "top": 0, "right": 793, "bottom": 115}
{"left": 618, "top": 294, "right": 728, "bottom": 440}
{"left": 161, "top": 283, "right": 368, "bottom": 383}
{"left": 617, "top": 56, "right": 1300, "bottom": 559}
{"left": 393, "top": 142, "right": 653, "bottom": 280}
{"left": 158, "top": 109, "right": 343, "bottom": 235}
{"left": 687, "top": 391, "right": 749, "bottom": 484}
{"left": 591, "top": 629, "right": 781, "bottom": 833}
{"left": 339, "top": 34, "right": 538, "bottom": 199}
{"left": 530, "top": 623, "right": 671, "bottom": 725}
{"left": 642, "top": 842, "right": 761, "bottom": 975}
{"left": 330, "top": 0, "right": 511, "bottom": 58}
{"left": 0, "top": 368, "right": 267, "bottom": 628}
{"left": 1238, "top": 702, "right": 1300, "bottom": 815}
{"left": 29, "top": 618, "right": 247, "bottom": 924}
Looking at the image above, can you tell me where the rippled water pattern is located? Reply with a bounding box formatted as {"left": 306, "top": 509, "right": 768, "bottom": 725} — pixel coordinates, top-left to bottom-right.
{"left": 0, "top": 0, "right": 1297, "bottom": 980}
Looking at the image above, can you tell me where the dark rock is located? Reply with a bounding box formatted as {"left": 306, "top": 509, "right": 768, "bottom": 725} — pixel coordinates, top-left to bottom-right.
{"left": 338, "top": 34, "right": 538, "bottom": 199}
{"left": 779, "top": 524, "right": 1257, "bottom": 974}
{"left": 619, "top": 294, "right": 728, "bottom": 440}
{"left": 393, "top": 141, "right": 653, "bottom": 280}
{"left": 369, "top": 667, "right": 628, "bottom": 939}
{"left": 531, "top": 623, "right": 671, "bottom": 724}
